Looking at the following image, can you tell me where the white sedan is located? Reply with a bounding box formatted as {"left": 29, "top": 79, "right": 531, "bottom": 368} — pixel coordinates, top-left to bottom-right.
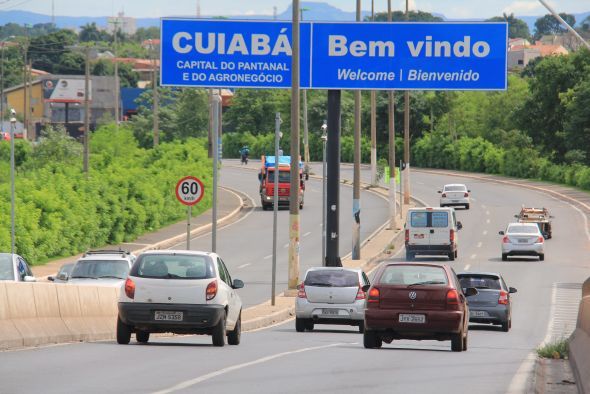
{"left": 0, "top": 253, "right": 36, "bottom": 282}
{"left": 499, "top": 223, "right": 545, "bottom": 261}
{"left": 439, "top": 184, "right": 471, "bottom": 209}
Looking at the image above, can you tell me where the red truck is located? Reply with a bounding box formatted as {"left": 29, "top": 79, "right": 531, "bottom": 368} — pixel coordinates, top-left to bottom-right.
{"left": 259, "top": 155, "right": 305, "bottom": 210}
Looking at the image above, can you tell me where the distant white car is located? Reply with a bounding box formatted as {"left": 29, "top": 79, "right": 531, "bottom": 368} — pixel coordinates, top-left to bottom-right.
{"left": 117, "top": 250, "right": 244, "bottom": 347}
{"left": 66, "top": 250, "right": 136, "bottom": 287}
{"left": 0, "top": 253, "right": 36, "bottom": 282}
{"left": 439, "top": 184, "right": 471, "bottom": 209}
{"left": 499, "top": 223, "right": 545, "bottom": 261}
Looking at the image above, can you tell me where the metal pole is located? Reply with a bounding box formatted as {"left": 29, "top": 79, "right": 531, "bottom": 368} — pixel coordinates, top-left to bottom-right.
{"left": 399, "top": 159, "right": 403, "bottom": 218}
{"left": 113, "top": 22, "right": 120, "bottom": 129}
{"left": 83, "top": 48, "right": 90, "bottom": 174}
{"left": 187, "top": 205, "right": 191, "bottom": 250}
{"left": 212, "top": 94, "right": 220, "bottom": 253}
{"left": 26, "top": 58, "right": 31, "bottom": 140}
{"left": 1, "top": 44, "right": 4, "bottom": 127}
{"left": 288, "top": 0, "right": 301, "bottom": 290}
{"left": 537, "top": 0, "right": 590, "bottom": 49}
{"left": 388, "top": 0, "right": 397, "bottom": 230}
{"left": 322, "top": 122, "right": 327, "bottom": 265}
{"left": 352, "top": 0, "right": 362, "bottom": 260}
{"left": 370, "top": 0, "right": 377, "bottom": 187}
{"left": 301, "top": 10, "right": 310, "bottom": 175}
{"left": 403, "top": 0, "right": 411, "bottom": 205}
{"left": 326, "top": 90, "right": 342, "bottom": 267}
{"left": 10, "top": 117, "right": 15, "bottom": 254}
{"left": 272, "top": 112, "right": 281, "bottom": 306}
{"left": 22, "top": 44, "right": 27, "bottom": 139}
{"left": 152, "top": 41, "right": 159, "bottom": 146}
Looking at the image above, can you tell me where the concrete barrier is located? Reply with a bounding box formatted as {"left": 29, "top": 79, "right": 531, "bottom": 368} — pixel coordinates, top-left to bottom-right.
{"left": 569, "top": 277, "right": 590, "bottom": 394}
{"left": 0, "top": 283, "right": 23, "bottom": 349}
{"left": 31, "top": 283, "right": 72, "bottom": 344}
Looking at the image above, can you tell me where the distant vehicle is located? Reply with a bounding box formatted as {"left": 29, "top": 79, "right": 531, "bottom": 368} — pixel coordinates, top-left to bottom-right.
{"left": 363, "top": 262, "right": 477, "bottom": 352}
{"left": 438, "top": 184, "right": 471, "bottom": 209}
{"left": 0, "top": 253, "right": 36, "bottom": 282}
{"left": 295, "top": 267, "right": 370, "bottom": 333}
{"left": 66, "top": 250, "right": 136, "bottom": 287}
{"left": 47, "top": 262, "right": 75, "bottom": 283}
{"left": 499, "top": 223, "right": 545, "bottom": 261}
{"left": 515, "top": 206, "right": 553, "bottom": 239}
{"left": 405, "top": 207, "right": 463, "bottom": 261}
{"left": 457, "top": 272, "right": 517, "bottom": 332}
{"left": 258, "top": 155, "right": 306, "bottom": 210}
{"left": 117, "top": 250, "right": 244, "bottom": 347}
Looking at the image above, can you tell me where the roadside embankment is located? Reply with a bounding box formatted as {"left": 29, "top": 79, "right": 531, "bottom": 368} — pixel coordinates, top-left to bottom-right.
{"left": 569, "top": 277, "right": 590, "bottom": 393}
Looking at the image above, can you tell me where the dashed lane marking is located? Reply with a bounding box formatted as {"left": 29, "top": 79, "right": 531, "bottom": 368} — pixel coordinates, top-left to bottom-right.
{"left": 486, "top": 219, "right": 491, "bottom": 224}
{"left": 470, "top": 254, "right": 477, "bottom": 259}
{"left": 263, "top": 255, "right": 272, "bottom": 260}
{"left": 303, "top": 232, "right": 311, "bottom": 237}
{"left": 464, "top": 264, "right": 471, "bottom": 270}
{"left": 476, "top": 242, "right": 482, "bottom": 248}
{"left": 237, "top": 263, "right": 251, "bottom": 269}
{"left": 483, "top": 230, "right": 488, "bottom": 236}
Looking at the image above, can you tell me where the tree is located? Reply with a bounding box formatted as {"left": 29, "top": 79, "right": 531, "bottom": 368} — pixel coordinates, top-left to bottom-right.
{"left": 486, "top": 13, "right": 530, "bottom": 39}
{"left": 534, "top": 13, "right": 576, "bottom": 39}
{"left": 371, "top": 10, "right": 443, "bottom": 22}
{"left": 563, "top": 77, "right": 590, "bottom": 165}
{"left": 79, "top": 23, "right": 111, "bottom": 42}
{"left": 28, "top": 29, "right": 78, "bottom": 74}
{"left": 133, "top": 27, "right": 160, "bottom": 43}
{"left": 92, "top": 59, "right": 139, "bottom": 88}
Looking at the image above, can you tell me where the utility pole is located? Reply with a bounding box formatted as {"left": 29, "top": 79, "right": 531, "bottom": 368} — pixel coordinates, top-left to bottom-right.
{"left": 388, "top": 0, "right": 397, "bottom": 230}
{"left": 403, "top": 0, "right": 411, "bottom": 205}
{"left": 288, "top": 0, "right": 301, "bottom": 290}
{"left": 84, "top": 47, "right": 90, "bottom": 174}
{"left": 370, "top": 0, "right": 377, "bottom": 186}
{"left": 110, "top": 18, "right": 121, "bottom": 129}
{"left": 22, "top": 39, "right": 28, "bottom": 140}
{"left": 27, "top": 58, "right": 32, "bottom": 139}
{"left": 537, "top": 0, "right": 590, "bottom": 49}
{"left": 352, "top": 0, "right": 361, "bottom": 260}
{"left": 150, "top": 39, "right": 159, "bottom": 146}
{"left": 301, "top": 8, "right": 310, "bottom": 176}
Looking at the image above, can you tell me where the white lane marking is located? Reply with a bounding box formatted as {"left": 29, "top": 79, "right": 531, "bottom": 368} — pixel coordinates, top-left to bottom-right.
{"left": 416, "top": 181, "right": 425, "bottom": 185}
{"left": 481, "top": 204, "right": 486, "bottom": 209}
{"left": 153, "top": 342, "right": 353, "bottom": 394}
{"left": 263, "top": 254, "right": 272, "bottom": 260}
{"left": 237, "top": 263, "right": 251, "bottom": 269}
{"left": 303, "top": 232, "right": 312, "bottom": 237}
{"left": 486, "top": 219, "right": 491, "bottom": 224}
{"left": 483, "top": 230, "right": 488, "bottom": 236}
{"left": 486, "top": 211, "right": 490, "bottom": 216}
{"left": 246, "top": 317, "right": 295, "bottom": 333}
{"left": 471, "top": 198, "right": 477, "bottom": 202}
{"left": 565, "top": 201, "right": 590, "bottom": 242}
{"left": 470, "top": 254, "right": 477, "bottom": 260}
{"left": 463, "top": 264, "right": 471, "bottom": 270}
{"left": 476, "top": 242, "right": 482, "bottom": 248}
{"left": 283, "top": 243, "right": 289, "bottom": 249}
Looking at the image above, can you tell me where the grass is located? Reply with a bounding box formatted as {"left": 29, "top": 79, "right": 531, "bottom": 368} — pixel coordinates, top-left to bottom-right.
{"left": 537, "top": 338, "right": 569, "bottom": 359}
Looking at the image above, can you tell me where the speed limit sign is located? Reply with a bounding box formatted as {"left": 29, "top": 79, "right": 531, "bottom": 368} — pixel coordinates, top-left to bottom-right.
{"left": 175, "top": 176, "right": 205, "bottom": 206}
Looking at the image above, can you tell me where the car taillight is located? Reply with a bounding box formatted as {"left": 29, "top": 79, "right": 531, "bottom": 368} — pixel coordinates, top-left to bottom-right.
{"left": 502, "top": 236, "right": 510, "bottom": 243}
{"left": 367, "top": 287, "right": 380, "bottom": 303}
{"left": 206, "top": 280, "right": 218, "bottom": 301}
{"left": 297, "top": 282, "right": 307, "bottom": 298}
{"left": 464, "top": 192, "right": 469, "bottom": 197}
{"left": 446, "top": 289, "right": 459, "bottom": 306}
{"left": 498, "top": 290, "right": 508, "bottom": 305}
{"left": 355, "top": 285, "right": 365, "bottom": 300}
{"left": 405, "top": 229, "right": 409, "bottom": 243}
{"left": 124, "top": 278, "right": 135, "bottom": 299}
{"left": 450, "top": 229, "right": 455, "bottom": 243}
{"left": 537, "top": 236, "right": 544, "bottom": 243}
{"left": 442, "top": 193, "right": 447, "bottom": 198}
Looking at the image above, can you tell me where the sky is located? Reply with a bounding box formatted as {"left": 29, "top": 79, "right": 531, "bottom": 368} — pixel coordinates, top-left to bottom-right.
{"left": 3, "top": 0, "right": 589, "bottom": 19}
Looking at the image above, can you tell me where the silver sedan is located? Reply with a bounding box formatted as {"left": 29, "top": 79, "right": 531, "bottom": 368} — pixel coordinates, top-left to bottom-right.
{"left": 499, "top": 223, "right": 545, "bottom": 261}
{"left": 295, "top": 267, "right": 370, "bottom": 333}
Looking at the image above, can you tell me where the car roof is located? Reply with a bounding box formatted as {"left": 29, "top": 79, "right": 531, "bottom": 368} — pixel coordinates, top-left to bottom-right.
{"left": 383, "top": 262, "right": 450, "bottom": 269}
{"left": 305, "top": 267, "right": 362, "bottom": 273}
{"left": 508, "top": 222, "right": 538, "bottom": 227}
{"left": 443, "top": 183, "right": 467, "bottom": 187}
{"left": 78, "top": 255, "right": 130, "bottom": 261}
{"left": 139, "top": 250, "right": 214, "bottom": 257}
{"left": 457, "top": 272, "right": 501, "bottom": 278}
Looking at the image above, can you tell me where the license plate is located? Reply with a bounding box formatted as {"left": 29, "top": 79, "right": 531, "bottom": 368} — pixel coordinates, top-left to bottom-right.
{"left": 154, "top": 311, "right": 183, "bottom": 321}
{"left": 518, "top": 239, "right": 528, "bottom": 243}
{"left": 279, "top": 197, "right": 289, "bottom": 201}
{"left": 399, "top": 314, "right": 425, "bottom": 323}
{"left": 470, "top": 310, "right": 487, "bottom": 317}
{"left": 414, "top": 234, "right": 424, "bottom": 239}
{"left": 452, "top": 200, "right": 459, "bottom": 203}
{"left": 322, "top": 309, "right": 339, "bottom": 316}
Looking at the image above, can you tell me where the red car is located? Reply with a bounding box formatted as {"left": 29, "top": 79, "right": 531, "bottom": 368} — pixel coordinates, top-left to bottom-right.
{"left": 363, "top": 262, "right": 478, "bottom": 352}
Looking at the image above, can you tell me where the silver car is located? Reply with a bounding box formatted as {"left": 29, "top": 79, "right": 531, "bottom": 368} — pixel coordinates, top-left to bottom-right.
{"left": 66, "top": 250, "right": 136, "bottom": 287}
{"left": 295, "top": 267, "right": 369, "bottom": 333}
{"left": 0, "top": 253, "right": 36, "bottom": 282}
{"left": 499, "top": 223, "right": 545, "bottom": 261}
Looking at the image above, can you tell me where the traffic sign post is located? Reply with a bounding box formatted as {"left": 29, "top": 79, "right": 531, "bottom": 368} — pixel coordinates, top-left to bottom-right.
{"left": 175, "top": 176, "right": 205, "bottom": 249}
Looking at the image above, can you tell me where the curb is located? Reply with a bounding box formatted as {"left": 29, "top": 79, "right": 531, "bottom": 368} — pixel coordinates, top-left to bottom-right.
{"left": 242, "top": 304, "right": 295, "bottom": 332}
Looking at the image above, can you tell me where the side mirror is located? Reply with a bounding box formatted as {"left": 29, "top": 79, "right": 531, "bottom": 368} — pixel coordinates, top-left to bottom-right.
{"left": 457, "top": 222, "right": 463, "bottom": 230}
{"left": 362, "top": 284, "right": 371, "bottom": 293}
{"left": 232, "top": 279, "right": 244, "bottom": 289}
{"left": 47, "top": 276, "right": 55, "bottom": 282}
{"left": 468, "top": 190, "right": 471, "bottom": 193}
{"left": 509, "top": 287, "right": 517, "bottom": 294}
{"left": 514, "top": 215, "right": 519, "bottom": 218}
{"left": 499, "top": 231, "right": 505, "bottom": 235}
{"left": 542, "top": 232, "right": 549, "bottom": 239}
{"left": 464, "top": 287, "right": 478, "bottom": 297}
{"left": 57, "top": 272, "right": 69, "bottom": 281}
{"left": 23, "top": 275, "right": 36, "bottom": 283}
{"left": 437, "top": 190, "right": 442, "bottom": 194}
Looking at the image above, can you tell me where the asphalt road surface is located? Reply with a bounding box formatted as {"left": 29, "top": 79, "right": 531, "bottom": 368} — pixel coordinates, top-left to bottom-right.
{"left": 1, "top": 166, "right": 588, "bottom": 394}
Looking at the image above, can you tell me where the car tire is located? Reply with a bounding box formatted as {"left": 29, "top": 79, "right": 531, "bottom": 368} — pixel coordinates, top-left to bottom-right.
{"left": 539, "top": 254, "right": 545, "bottom": 261}
{"left": 299, "top": 202, "right": 304, "bottom": 210}
{"left": 136, "top": 330, "right": 149, "bottom": 343}
{"left": 448, "top": 252, "right": 455, "bottom": 261}
{"left": 465, "top": 204, "right": 470, "bottom": 210}
{"left": 451, "top": 332, "right": 463, "bottom": 352}
{"left": 295, "top": 317, "right": 306, "bottom": 332}
{"left": 363, "top": 329, "right": 381, "bottom": 349}
{"left": 212, "top": 313, "right": 226, "bottom": 347}
{"left": 227, "top": 313, "right": 241, "bottom": 345}
{"left": 462, "top": 332, "right": 468, "bottom": 351}
{"left": 501, "top": 320, "right": 510, "bottom": 332}
{"left": 304, "top": 320, "right": 314, "bottom": 331}
{"left": 502, "top": 254, "right": 508, "bottom": 261}
{"left": 116, "top": 317, "right": 131, "bottom": 345}
{"left": 455, "top": 250, "right": 458, "bottom": 259}
{"left": 358, "top": 321, "right": 365, "bottom": 333}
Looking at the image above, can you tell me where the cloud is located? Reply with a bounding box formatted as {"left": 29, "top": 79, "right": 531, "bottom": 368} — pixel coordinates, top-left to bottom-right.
{"left": 503, "top": 1, "right": 544, "bottom": 15}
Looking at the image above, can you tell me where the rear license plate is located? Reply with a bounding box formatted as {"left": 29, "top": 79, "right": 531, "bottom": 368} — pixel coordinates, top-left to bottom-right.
{"left": 518, "top": 239, "right": 528, "bottom": 243}
{"left": 470, "top": 310, "right": 488, "bottom": 317}
{"left": 154, "top": 311, "right": 183, "bottom": 321}
{"left": 399, "top": 314, "right": 425, "bottom": 323}
{"left": 279, "top": 197, "right": 289, "bottom": 201}
{"left": 322, "top": 309, "right": 339, "bottom": 316}
{"left": 452, "top": 200, "right": 459, "bottom": 203}
{"left": 414, "top": 234, "right": 424, "bottom": 239}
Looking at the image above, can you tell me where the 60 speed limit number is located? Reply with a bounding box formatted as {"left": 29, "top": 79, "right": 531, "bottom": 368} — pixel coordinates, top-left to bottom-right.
{"left": 175, "top": 176, "right": 205, "bottom": 206}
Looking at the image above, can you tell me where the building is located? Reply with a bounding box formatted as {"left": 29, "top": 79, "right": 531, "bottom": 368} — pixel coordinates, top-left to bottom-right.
{"left": 107, "top": 12, "right": 137, "bottom": 36}
{"left": 111, "top": 57, "right": 159, "bottom": 88}
{"left": 508, "top": 43, "right": 568, "bottom": 69}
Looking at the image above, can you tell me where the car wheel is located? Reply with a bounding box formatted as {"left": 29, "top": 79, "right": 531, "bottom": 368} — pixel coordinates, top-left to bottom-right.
{"left": 448, "top": 251, "right": 455, "bottom": 261}
{"left": 363, "top": 329, "right": 381, "bottom": 349}
{"left": 465, "top": 204, "right": 470, "bottom": 210}
{"left": 136, "top": 330, "right": 149, "bottom": 343}
{"left": 304, "top": 320, "right": 314, "bottom": 331}
{"left": 451, "top": 331, "right": 463, "bottom": 352}
{"left": 455, "top": 250, "right": 458, "bottom": 259}
{"left": 116, "top": 317, "right": 131, "bottom": 345}
{"left": 299, "top": 202, "right": 304, "bottom": 210}
{"left": 539, "top": 254, "right": 545, "bottom": 261}
{"left": 212, "top": 313, "right": 226, "bottom": 347}
{"left": 501, "top": 320, "right": 510, "bottom": 332}
{"left": 502, "top": 254, "right": 508, "bottom": 261}
{"left": 462, "top": 332, "right": 468, "bottom": 351}
{"left": 228, "top": 313, "right": 241, "bottom": 345}
{"left": 295, "top": 317, "right": 305, "bottom": 332}
{"left": 358, "top": 321, "right": 365, "bottom": 333}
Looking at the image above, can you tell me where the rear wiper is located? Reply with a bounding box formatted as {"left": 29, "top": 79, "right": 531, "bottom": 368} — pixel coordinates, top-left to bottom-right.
{"left": 305, "top": 282, "right": 333, "bottom": 287}
{"left": 97, "top": 275, "right": 125, "bottom": 279}
{"left": 407, "top": 281, "right": 446, "bottom": 286}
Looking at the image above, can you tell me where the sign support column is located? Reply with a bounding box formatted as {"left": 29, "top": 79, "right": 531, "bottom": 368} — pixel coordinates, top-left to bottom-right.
{"left": 352, "top": 0, "right": 362, "bottom": 261}
{"left": 326, "top": 89, "right": 342, "bottom": 267}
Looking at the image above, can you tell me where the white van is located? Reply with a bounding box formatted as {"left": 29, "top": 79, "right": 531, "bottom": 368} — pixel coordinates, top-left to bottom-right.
{"left": 405, "top": 207, "right": 463, "bottom": 261}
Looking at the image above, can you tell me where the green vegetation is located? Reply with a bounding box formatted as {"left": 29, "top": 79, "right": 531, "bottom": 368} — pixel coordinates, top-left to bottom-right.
{"left": 537, "top": 338, "right": 569, "bottom": 359}
{"left": 0, "top": 125, "right": 212, "bottom": 265}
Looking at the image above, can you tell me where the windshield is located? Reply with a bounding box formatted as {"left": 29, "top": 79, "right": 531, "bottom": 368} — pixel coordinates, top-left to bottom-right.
{"left": 304, "top": 270, "right": 358, "bottom": 287}
{"left": 458, "top": 275, "right": 501, "bottom": 290}
{"left": 267, "top": 170, "right": 290, "bottom": 183}
{"left": 379, "top": 265, "right": 448, "bottom": 286}
{"left": 70, "top": 260, "right": 130, "bottom": 279}
{"left": 132, "top": 254, "right": 215, "bottom": 279}
{"left": 0, "top": 255, "right": 14, "bottom": 280}
{"left": 507, "top": 225, "right": 539, "bottom": 234}
{"left": 444, "top": 185, "right": 466, "bottom": 192}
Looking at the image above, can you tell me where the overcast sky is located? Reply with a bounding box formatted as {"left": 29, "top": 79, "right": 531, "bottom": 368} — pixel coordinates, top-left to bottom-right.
{"left": 5, "top": 0, "right": 589, "bottom": 19}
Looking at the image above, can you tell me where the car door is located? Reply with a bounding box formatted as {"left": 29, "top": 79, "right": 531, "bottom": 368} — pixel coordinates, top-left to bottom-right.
{"left": 217, "top": 258, "right": 240, "bottom": 328}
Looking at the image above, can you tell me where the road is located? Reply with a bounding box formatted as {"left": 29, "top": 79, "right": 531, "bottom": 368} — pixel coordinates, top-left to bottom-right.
{"left": 1, "top": 166, "right": 588, "bottom": 394}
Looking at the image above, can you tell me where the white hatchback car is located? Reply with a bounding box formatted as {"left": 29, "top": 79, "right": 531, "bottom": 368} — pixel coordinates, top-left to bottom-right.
{"left": 439, "top": 184, "right": 471, "bottom": 209}
{"left": 295, "top": 267, "right": 370, "bottom": 333}
{"left": 499, "top": 223, "right": 545, "bottom": 261}
{"left": 117, "top": 250, "right": 244, "bottom": 347}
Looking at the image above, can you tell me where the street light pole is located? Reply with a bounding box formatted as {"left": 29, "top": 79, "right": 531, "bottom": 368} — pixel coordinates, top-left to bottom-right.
{"left": 300, "top": 7, "right": 310, "bottom": 175}
{"left": 83, "top": 47, "right": 90, "bottom": 174}
{"left": 370, "top": 0, "right": 377, "bottom": 187}
{"left": 9, "top": 110, "right": 16, "bottom": 254}
{"left": 150, "top": 39, "right": 159, "bottom": 146}
{"left": 388, "top": 0, "right": 397, "bottom": 230}
{"left": 321, "top": 120, "right": 327, "bottom": 265}
{"left": 272, "top": 112, "right": 281, "bottom": 306}
{"left": 403, "top": 0, "right": 411, "bottom": 205}
{"left": 352, "top": 0, "right": 362, "bottom": 260}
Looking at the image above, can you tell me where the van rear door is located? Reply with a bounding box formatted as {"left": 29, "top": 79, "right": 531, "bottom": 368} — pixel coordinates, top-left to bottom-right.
{"left": 430, "top": 210, "right": 451, "bottom": 246}
{"left": 408, "top": 211, "right": 430, "bottom": 246}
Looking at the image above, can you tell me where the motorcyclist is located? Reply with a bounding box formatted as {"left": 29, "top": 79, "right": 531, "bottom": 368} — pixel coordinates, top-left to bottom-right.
{"left": 239, "top": 145, "right": 250, "bottom": 165}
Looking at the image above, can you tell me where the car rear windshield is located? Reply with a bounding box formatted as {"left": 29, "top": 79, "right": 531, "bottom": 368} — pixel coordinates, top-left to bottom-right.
{"left": 131, "top": 254, "right": 215, "bottom": 280}
{"left": 304, "top": 270, "right": 359, "bottom": 287}
{"left": 444, "top": 185, "right": 466, "bottom": 191}
{"left": 410, "top": 211, "right": 449, "bottom": 228}
{"left": 507, "top": 225, "right": 538, "bottom": 234}
{"left": 71, "top": 260, "right": 130, "bottom": 279}
{"left": 0, "top": 255, "right": 14, "bottom": 280}
{"left": 379, "top": 265, "right": 448, "bottom": 286}
{"left": 458, "top": 275, "right": 501, "bottom": 290}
